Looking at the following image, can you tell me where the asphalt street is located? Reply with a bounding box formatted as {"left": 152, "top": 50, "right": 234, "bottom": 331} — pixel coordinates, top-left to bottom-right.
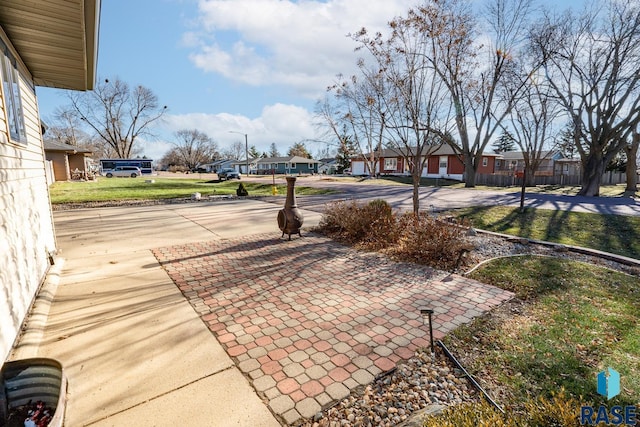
{"left": 260, "top": 176, "right": 640, "bottom": 217}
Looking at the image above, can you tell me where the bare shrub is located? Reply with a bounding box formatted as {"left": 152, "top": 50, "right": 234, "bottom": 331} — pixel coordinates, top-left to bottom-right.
{"left": 393, "top": 212, "right": 472, "bottom": 271}
{"left": 317, "top": 202, "right": 473, "bottom": 270}
{"left": 318, "top": 200, "right": 358, "bottom": 235}
{"left": 318, "top": 199, "right": 397, "bottom": 250}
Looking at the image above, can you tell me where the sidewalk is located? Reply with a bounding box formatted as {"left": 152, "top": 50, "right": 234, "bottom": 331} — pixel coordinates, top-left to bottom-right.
{"left": 10, "top": 198, "right": 513, "bottom": 426}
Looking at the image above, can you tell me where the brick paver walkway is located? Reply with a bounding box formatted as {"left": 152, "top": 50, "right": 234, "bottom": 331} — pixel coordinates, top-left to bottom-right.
{"left": 152, "top": 233, "right": 513, "bottom": 425}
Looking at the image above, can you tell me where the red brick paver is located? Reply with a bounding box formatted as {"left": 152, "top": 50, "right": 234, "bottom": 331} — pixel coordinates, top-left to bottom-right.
{"left": 153, "top": 233, "right": 513, "bottom": 425}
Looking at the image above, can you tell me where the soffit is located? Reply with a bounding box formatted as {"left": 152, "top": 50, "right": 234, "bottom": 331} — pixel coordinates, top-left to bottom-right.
{"left": 0, "top": 0, "right": 100, "bottom": 91}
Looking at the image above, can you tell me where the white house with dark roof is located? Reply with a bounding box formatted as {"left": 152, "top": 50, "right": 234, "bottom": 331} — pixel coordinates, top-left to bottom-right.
{"left": 0, "top": 0, "right": 101, "bottom": 363}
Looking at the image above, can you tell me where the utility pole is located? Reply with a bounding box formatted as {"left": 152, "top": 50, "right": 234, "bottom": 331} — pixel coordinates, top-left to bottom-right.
{"left": 229, "top": 131, "right": 249, "bottom": 176}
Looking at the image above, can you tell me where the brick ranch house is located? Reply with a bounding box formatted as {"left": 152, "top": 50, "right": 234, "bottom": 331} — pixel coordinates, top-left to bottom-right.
{"left": 0, "top": 0, "right": 100, "bottom": 363}
{"left": 349, "top": 144, "right": 499, "bottom": 180}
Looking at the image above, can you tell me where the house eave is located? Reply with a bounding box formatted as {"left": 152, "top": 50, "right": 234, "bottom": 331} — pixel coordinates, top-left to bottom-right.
{"left": 0, "top": 0, "right": 100, "bottom": 91}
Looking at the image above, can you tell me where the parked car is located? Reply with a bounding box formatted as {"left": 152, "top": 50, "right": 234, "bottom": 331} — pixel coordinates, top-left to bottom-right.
{"left": 103, "top": 166, "right": 142, "bottom": 178}
{"left": 218, "top": 168, "right": 241, "bottom": 180}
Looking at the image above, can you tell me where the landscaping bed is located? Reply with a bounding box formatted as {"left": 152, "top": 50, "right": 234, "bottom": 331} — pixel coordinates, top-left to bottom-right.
{"left": 306, "top": 200, "right": 640, "bottom": 426}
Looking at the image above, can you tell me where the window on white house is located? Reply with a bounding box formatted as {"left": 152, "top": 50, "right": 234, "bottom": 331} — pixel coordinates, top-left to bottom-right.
{"left": 496, "top": 160, "right": 501, "bottom": 167}
{"left": 1, "top": 41, "right": 26, "bottom": 144}
{"left": 482, "top": 157, "right": 488, "bottom": 167}
{"left": 384, "top": 158, "right": 397, "bottom": 170}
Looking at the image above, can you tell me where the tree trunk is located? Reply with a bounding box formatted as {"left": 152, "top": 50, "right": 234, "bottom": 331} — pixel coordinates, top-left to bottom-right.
{"left": 625, "top": 132, "right": 639, "bottom": 193}
{"left": 578, "top": 152, "right": 605, "bottom": 196}
{"left": 463, "top": 154, "right": 476, "bottom": 187}
{"left": 520, "top": 167, "right": 526, "bottom": 213}
{"left": 412, "top": 172, "right": 421, "bottom": 215}
{"left": 524, "top": 167, "right": 536, "bottom": 187}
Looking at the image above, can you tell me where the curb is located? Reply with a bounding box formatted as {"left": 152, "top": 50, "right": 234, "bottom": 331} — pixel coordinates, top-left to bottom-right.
{"left": 10, "top": 258, "right": 65, "bottom": 360}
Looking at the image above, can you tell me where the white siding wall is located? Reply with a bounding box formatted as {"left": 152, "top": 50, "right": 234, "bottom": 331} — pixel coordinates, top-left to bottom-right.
{"left": 0, "top": 67, "right": 56, "bottom": 363}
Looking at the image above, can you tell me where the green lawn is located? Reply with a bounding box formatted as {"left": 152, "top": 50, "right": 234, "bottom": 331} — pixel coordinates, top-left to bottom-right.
{"left": 445, "top": 256, "right": 640, "bottom": 410}
{"left": 450, "top": 206, "right": 640, "bottom": 260}
{"left": 49, "top": 177, "right": 331, "bottom": 204}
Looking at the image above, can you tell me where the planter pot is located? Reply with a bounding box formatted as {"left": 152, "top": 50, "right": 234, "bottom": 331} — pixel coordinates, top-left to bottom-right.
{"left": 1, "top": 358, "right": 66, "bottom": 427}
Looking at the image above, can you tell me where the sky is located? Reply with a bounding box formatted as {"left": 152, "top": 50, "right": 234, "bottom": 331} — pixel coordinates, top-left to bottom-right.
{"left": 35, "top": 0, "right": 584, "bottom": 161}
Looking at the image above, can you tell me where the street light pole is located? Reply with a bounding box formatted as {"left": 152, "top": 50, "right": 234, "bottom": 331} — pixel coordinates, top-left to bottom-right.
{"left": 229, "top": 131, "right": 249, "bottom": 176}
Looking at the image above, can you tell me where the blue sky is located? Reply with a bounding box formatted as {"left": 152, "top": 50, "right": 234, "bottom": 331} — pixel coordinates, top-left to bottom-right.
{"left": 36, "top": 0, "right": 584, "bottom": 160}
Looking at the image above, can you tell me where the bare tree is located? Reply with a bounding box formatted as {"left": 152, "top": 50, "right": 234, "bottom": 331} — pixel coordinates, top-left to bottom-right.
{"left": 45, "top": 106, "right": 118, "bottom": 158}
{"left": 352, "top": 10, "right": 451, "bottom": 214}
{"left": 507, "top": 68, "right": 562, "bottom": 186}
{"left": 326, "top": 74, "right": 386, "bottom": 177}
{"left": 314, "top": 97, "right": 348, "bottom": 153}
{"left": 159, "top": 147, "right": 186, "bottom": 171}
{"left": 67, "top": 77, "right": 167, "bottom": 158}
{"left": 222, "top": 141, "right": 245, "bottom": 160}
{"left": 47, "top": 106, "right": 87, "bottom": 146}
{"left": 172, "top": 129, "right": 218, "bottom": 171}
{"left": 532, "top": 0, "right": 640, "bottom": 196}
{"left": 314, "top": 143, "right": 334, "bottom": 160}
{"left": 419, "top": 0, "right": 534, "bottom": 187}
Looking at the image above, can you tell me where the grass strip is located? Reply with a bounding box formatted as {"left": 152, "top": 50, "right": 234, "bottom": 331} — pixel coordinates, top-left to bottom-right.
{"left": 49, "top": 178, "right": 331, "bottom": 204}
{"left": 451, "top": 206, "right": 640, "bottom": 260}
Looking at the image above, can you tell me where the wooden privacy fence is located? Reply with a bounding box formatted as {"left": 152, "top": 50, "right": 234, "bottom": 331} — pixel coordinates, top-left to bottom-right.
{"left": 475, "top": 171, "right": 633, "bottom": 187}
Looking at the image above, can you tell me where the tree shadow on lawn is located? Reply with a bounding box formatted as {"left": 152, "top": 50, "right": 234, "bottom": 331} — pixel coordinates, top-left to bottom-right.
{"left": 458, "top": 206, "right": 640, "bottom": 259}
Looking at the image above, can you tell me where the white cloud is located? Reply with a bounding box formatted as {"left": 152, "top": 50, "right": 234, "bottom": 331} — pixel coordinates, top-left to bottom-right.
{"left": 188, "top": 0, "right": 409, "bottom": 97}
{"left": 136, "top": 138, "right": 174, "bottom": 161}
{"left": 146, "top": 103, "right": 321, "bottom": 158}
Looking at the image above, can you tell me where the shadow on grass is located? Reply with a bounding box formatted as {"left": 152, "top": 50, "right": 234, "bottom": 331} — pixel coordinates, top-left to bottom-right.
{"left": 453, "top": 206, "right": 640, "bottom": 259}
{"left": 458, "top": 206, "right": 536, "bottom": 238}
{"left": 470, "top": 256, "right": 571, "bottom": 300}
